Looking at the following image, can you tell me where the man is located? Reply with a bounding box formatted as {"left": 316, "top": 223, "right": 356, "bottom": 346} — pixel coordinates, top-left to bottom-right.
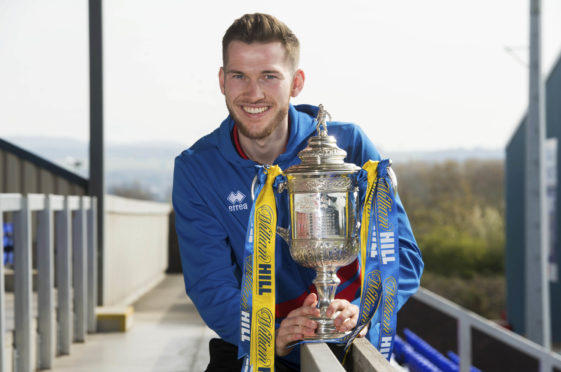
{"left": 173, "top": 13, "right": 423, "bottom": 371}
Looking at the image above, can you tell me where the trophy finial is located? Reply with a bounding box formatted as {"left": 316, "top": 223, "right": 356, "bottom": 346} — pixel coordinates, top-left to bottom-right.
{"left": 316, "top": 104, "right": 332, "bottom": 137}
{"left": 291, "top": 103, "right": 358, "bottom": 170}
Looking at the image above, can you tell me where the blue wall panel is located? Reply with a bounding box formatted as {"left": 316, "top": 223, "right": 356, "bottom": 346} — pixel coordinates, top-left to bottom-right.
{"left": 506, "top": 52, "right": 561, "bottom": 342}
{"left": 545, "top": 53, "right": 561, "bottom": 343}
{"left": 506, "top": 119, "right": 526, "bottom": 335}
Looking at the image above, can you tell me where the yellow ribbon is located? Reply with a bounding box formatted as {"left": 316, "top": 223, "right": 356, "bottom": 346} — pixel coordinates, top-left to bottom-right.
{"left": 360, "top": 160, "right": 379, "bottom": 296}
{"left": 251, "top": 165, "right": 282, "bottom": 370}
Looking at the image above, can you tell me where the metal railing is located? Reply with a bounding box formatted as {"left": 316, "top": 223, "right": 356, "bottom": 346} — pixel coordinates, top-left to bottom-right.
{"left": 0, "top": 193, "right": 97, "bottom": 372}
{"left": 301, "top": 287, "right": 561, "bottom": 372}
{"left": 413, "top": 287, "right": 561, "bottom": 372}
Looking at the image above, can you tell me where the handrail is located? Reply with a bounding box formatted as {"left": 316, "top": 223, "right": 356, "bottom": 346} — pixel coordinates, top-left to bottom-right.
{"left": 300, "top": 338, "right": 397, "bottom": 372}
{"left": 413, "top": 287, "right": 561, "bottom": 372}
{"left": 350, "top": 338, "right": 397, "bottom": 372}
{"left": 0, "top": 193, "right": 97, "bottom": 372}
{"left": 301, "top": 343, "right": 346, "bottom": 372}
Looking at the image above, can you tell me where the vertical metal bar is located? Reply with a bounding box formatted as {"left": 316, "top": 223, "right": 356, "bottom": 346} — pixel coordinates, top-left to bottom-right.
{"left": 89, "top": 0, "right": 105, "bottom": 306}
{"left": 540, "top": 357, "right": 553, "bottom": 372}
{"left": 0, "top": 209, "right": 6, "bottom": 372}
{"left": 87, "top": 197, "right": 97, "bottom": 333}
{"left": 37, "top": 196, "right": 55, "bottom": 368}
{"left": 458, "top": 316, "right": 471, "bottom": 372}
{"left": 55, "top": 199, "right": 72, "bottom": 355}
{"left": 73, "top": 198, "right": 87, "bottom": 342}
{"left": 14, "top": 196, "right": 33, "bottom": 372}
{"left": 526, "top": 0, "right": 551, "bottom": 348}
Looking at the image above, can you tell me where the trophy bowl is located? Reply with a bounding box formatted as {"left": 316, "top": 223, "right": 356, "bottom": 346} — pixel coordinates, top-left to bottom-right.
{"left": 277, "top": 106, "right": 361, "bottom": 339}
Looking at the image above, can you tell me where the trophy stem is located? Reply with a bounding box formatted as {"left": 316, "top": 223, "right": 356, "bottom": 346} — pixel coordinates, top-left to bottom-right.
{"left": 307, "top": 266, "right": 348, "bottom": 339}
{"left": 314, "top": 266, "right": 340, "bottom": 317}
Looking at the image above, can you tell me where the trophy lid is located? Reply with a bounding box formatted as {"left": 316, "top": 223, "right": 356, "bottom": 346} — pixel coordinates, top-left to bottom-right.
{"left": 285, "top": 105, "right": 360, "bottom": 174}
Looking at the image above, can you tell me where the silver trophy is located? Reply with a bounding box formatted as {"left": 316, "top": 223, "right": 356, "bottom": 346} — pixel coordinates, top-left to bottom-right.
{"left": 277, "top": 105, "right": 362, "bottom": 339}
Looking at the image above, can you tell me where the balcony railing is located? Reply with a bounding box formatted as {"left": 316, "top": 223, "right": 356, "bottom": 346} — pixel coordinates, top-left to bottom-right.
{"left": 412, "top": 288, "right": 561, "bottom": 372}
{"left": 0, "top": 193, "right": 97, "bottom": 372}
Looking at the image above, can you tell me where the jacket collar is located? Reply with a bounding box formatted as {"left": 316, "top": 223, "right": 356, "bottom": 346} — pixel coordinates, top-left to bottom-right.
{"left": 217, "top": 104, "right": 319, "bottom": 169}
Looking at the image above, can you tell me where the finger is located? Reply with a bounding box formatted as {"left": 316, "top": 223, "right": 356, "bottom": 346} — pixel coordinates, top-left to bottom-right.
{"left": 286, "top": 303, "right": 320, "bottom": 319}
{"left": 337, "top": 314, "right": 358, "bottom": 332}
{"left": 333, "top": 306, "right": 356, "bottom": 327}
{"left": 302, "top": 293, "right": 318, "bottom": 307}
{"left": 280, "top": 317, "right": 317, "bottom": 331}
{"left": 286, "top": 306, "right": 320, "bottom": 319}
{"left": 333, "top": 308, "right": 353, "bottom": 326}
{"left": 358, "top": 325, "right": 368, "bottom": 338}
{"left": 276, "top": 320, "right": 317, "bottom": 356}
{"left": 277, "top": 330, "right": 308, "bottom": 350}
{"left": 282, "top": 324, "right": 317, "bottom": 337}
{"left": 276, "top": 333, "right": 302, "bottom": 357}
{"left": 325, "top": 299, "right": 351, "bottom": 317}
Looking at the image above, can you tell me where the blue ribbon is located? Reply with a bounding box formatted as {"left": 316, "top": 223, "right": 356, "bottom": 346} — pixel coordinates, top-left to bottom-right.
{"left": 238, "top": 166, "right": 267, "bottom": 363}
{"left": 371, "top": 160, "right": 399, "bottom": 359}
{"left": 342, "top": 159, "right": 399, "bottom": 360}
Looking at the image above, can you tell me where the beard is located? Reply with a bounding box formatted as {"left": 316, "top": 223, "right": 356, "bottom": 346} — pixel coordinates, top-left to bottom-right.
{"left": 226, "top": 99, "right": 290, "bottom": 140}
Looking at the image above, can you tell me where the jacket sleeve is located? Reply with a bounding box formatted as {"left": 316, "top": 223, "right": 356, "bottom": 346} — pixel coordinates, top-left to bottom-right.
{"left": 344, "top": 125, "right": 424, "bottom": 311}
{"left": 172, "top": 155, "right": 242, "bottom": 345}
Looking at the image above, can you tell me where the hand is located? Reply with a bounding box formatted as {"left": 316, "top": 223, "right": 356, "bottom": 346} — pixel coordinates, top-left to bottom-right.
{"left": 275, "top": 293, "right": 320, "bottom": 357}
{"left": 325, "top": 299, "right": 367, "bottom": 337}
{"left": 358, "top": 324, "right": 369, "bottom": 337}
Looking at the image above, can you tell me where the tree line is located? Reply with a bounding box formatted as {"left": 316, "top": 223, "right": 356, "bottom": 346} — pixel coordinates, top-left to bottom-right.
{"left": 394, "top": 159, "right": 505, "bottom": 318}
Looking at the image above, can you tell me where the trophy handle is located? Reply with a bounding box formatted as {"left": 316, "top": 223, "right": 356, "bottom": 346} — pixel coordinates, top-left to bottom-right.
{"left": 250, "top": 174, "right": 258, "bottom": 201}
{"left": 276, "top": 226, "right": 290, "bottom": 245}
{"left": 251, "top": 174, "right": 289, "bottom": 198}
{"left": 274, "top": 178, "right": 291, "bottom": 244}
{"left": 387, "top": 161, "right": 398, "bottom": 193}
{"left": 277, "top": 180, "right": 287, "bottom": 194}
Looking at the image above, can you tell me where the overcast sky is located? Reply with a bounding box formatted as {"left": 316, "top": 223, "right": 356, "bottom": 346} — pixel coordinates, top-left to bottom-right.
{"left": 1, "top": 0, "right": 561, "bottom": 154}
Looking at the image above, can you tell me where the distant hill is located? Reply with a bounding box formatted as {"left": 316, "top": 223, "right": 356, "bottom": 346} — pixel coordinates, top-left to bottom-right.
{"left": 4, "top": 136, "right": 187, "bottom": 202}
{"left": 3, "top": 136, "right": 504, "bottom": 201}
{"left": 388, "top": 147, "right": 504, "bottom": 165}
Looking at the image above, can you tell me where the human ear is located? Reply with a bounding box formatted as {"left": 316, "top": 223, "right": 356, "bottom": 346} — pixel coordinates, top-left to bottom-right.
{"left": 290, "top": 69, "right": 305, "bottom": 97}
{"left": 219, "top": 67, "right": 225, "bottom": 95}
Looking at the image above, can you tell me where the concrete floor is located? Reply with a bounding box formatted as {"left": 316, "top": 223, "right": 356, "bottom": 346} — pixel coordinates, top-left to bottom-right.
{"left": 51, "top": 274, "right": 216, "bottom": 372}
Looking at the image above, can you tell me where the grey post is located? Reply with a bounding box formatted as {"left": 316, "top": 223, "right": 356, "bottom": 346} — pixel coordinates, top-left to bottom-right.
{"left": 37, "top": 195, "right": 55, "bottom": 369}
{"left": 14, "top": 196, "right": 33, "bottom": 372}
{"left": 0, "top": 201, "right": 6, "bottom": 372}
{"left": 73, "top": 197, "right": 88, "bottom": 342}
{"left": 0, "top": 194, "right": 23, "bottom": 372}
{"left": 458, "top": 314, "right": 471, "bottom": 372}
{"left": 56, "top": 197, "right": 73, "bottom": 355}
{"left": 88, "top": 197, "right": 97, "bottom": 333}
{"left": 87, "top": 197, "right": 97, "bottom": 333}
{"left": 89, "top": 0, "right": 105, "bottom": 306}
{"left": 526, "top": 0, "right": 551, "bottom": 348}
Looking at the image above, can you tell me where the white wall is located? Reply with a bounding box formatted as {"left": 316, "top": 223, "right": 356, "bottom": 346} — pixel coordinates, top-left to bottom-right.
{"left": 103, "top": 194, "right": 171, "bottom": 306}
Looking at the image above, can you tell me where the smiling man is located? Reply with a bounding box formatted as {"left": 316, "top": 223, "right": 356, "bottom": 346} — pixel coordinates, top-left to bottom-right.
{"left": 219, "top": 29, "right": 304, "bottom": 165}
{"left": 173, "top": 13, "right": 423, "bottom": 372}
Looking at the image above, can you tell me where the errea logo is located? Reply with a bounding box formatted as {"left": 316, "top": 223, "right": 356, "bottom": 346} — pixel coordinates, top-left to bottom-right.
{"left": 227, "top": 190, "right": 248, "bottom": 212}
{"left": 227, "top": 191, "right": 246, "bottom": 204}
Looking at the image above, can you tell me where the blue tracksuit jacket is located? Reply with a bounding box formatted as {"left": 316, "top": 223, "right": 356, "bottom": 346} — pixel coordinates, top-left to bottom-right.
{"left": 172, "top": 104, "right": 423, "bottom": 369}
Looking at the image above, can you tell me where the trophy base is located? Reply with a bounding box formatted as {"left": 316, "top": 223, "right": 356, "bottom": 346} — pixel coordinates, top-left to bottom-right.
{"left": 303, "top": 317, "right": 351, "bottom": 340}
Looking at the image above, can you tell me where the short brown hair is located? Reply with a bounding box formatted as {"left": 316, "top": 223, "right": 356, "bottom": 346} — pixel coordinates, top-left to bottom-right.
{"left": 222, "top": 13, "right": 300, "bottom": 70}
